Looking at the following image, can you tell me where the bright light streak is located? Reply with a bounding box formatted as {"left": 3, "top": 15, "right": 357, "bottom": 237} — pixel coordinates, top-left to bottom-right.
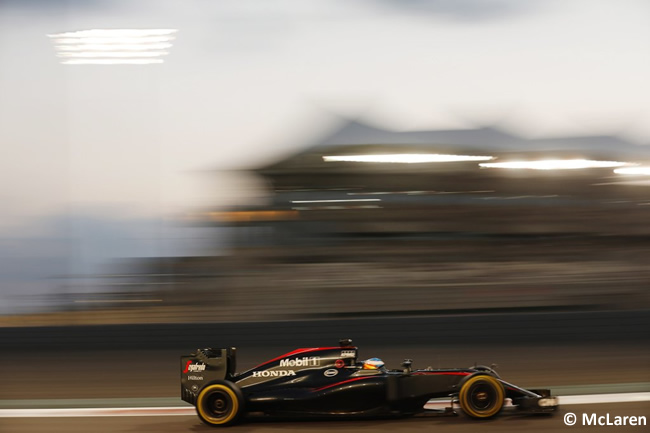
{"left": 291, "top": 199, "right": 381, "bottom": 203}
{"left": 292, "top": 205, "right": 382, "bottom": 210}
{"left": 47, "top": 29, "right": 178, "bottom": 65}
{"left": 49, "top": 29, "right": 178, "bottom": 38}
{"left": 57, "top": 51, "right": 168, "bottom": 58}
{"left": 56, "top": 43, "right": 173, "bottom": 51}
{"left": 60, "top": 59, "right": 165, "bottom": 65}
{"left": 323, "top": 154, "right": 494, "bottom": 163}
{"left": 52, "top": 36, "right": 176, "bottom": 44}
{"left": 479, "top": 159, "right": 632, "bottom": 170}
{"left": 614, "top": 166, "right": 650, "bottom": 175}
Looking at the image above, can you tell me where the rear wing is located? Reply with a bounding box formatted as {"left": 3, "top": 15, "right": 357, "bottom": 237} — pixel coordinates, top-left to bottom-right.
{"left": 181, "top": 347, "right": 237, "bottom": 405}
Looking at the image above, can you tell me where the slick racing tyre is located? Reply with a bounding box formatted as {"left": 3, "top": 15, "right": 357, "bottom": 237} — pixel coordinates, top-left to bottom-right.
{"left": 196, "top": 381, "right": 244, "bottom": 426}
{"left": 458, "top": 374, "right": 505, "bottom": 419}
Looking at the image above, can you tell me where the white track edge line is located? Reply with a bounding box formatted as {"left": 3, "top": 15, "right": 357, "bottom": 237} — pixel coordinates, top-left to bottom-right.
{"left": 0, "top": 407, "right": 195, "bottom": 418}
{"left": 559, "top": 392, "right": 650, "bottom": 405}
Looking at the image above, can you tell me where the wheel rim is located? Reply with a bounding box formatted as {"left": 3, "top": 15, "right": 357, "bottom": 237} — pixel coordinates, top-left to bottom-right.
{"left": 469, "top": 382, "right": 498, "bottom": 411}
{"left": 205, "top": 391, "right": 231, "bottom": 418}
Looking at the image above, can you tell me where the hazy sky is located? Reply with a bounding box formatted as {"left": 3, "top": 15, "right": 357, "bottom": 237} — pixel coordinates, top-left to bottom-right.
{"left": 1, "top": 0, "right": 649, "bottom": 224}
{"left": 0, "top": 0, "right": 649, "bottom": 312}
{"left": 0, "top": 0, "right": 648, "bottom": 258}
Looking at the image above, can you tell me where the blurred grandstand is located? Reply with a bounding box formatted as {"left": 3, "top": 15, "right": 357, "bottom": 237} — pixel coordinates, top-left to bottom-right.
{"left": 6, "top": 120, "right": 650, "bottom": 325}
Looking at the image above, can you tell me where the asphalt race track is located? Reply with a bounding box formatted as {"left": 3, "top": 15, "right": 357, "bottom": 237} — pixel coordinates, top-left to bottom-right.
{"left": 1, "top": 311, "right": 648, "bottom": 432}
{"left": 2, "top": 403, "right": 649, "bottom": 433}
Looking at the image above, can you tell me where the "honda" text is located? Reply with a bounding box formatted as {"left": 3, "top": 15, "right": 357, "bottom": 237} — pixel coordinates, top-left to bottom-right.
{"left": 252, "top": 370, "right": 297, "bottom": 377}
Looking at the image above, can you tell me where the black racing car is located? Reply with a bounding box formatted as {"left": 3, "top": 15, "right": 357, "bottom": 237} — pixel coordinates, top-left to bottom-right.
{"left": 180, "top": 339, "right": 558, "bottom": 426}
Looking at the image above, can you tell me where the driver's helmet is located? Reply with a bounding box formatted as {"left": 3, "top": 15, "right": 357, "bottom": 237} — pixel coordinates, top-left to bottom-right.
{"left": 362, "top": 357, "right": 385, "bottom": 370}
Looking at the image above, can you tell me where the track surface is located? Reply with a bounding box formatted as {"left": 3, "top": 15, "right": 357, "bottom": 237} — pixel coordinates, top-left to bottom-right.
{"left": 1, "top": 403, "right": 648, "bottom": 433}
{"left": 1, "top": 312, "right": 648, "bottom": 432}
{"left": 1, "top": 344, "right": 648, "bottom": 433}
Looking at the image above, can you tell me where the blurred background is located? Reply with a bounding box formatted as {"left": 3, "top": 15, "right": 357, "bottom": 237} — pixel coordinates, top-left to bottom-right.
{"left": 0, "top": 1, "right": 648, "bottom": 430}
{"left": 1, "top": 0, "right": 649, "bottom": 323}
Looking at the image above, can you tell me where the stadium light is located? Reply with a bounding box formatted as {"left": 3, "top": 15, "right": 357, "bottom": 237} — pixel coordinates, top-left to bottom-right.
{"left": 47, "top": 29, "right": 178, "bottom": 65}
{"left": 479, "top": 159, "right": 632, "bottom": 170}
{"left": 323, "top": 154, "right": 494, "bottom": 163}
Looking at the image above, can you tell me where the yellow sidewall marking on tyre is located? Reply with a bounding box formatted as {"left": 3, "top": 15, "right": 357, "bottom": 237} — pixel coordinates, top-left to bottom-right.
{"left": 197, "top": 384, "right": 239, "bottom": 425}
{"left": 459, "top": 375, "right": 505, "bottom": 418}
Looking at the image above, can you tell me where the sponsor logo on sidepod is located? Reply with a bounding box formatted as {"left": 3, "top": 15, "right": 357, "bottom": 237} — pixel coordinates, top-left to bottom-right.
{"left": 324, "top": 369, "right": 338, "bottom": 377}
{"left": 183, "top": 361, "right": 206, "bottom": 373}
{"left": 341, "top": 350, "right": 356, "bottom": 358}
{"left": 279, "top": 357, "right": 320, "bottom": 367}
{"left": 252, "top": 370, "right": 297, "bottom": 378}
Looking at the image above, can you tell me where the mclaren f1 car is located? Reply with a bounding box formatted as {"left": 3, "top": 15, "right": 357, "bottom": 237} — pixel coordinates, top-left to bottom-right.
{"left": 180, "top": 339, "right": 558, "bottom": 426}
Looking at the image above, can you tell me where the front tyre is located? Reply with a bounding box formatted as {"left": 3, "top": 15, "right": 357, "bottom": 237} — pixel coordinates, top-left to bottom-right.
{"left": 458, "top": 375, "right": 505, "bottom": 419}
{"left": 196, "top": 381, "right": 244, "bottom": 427}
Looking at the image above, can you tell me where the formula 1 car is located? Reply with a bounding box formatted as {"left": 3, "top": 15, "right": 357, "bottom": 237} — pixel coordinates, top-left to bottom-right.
{"left": 180, "top": 339, "right": 558, "bottom": 426}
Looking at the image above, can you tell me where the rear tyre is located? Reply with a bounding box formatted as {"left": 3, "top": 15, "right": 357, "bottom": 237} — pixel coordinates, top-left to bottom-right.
{"left": 458, "top": 375, "right": 505, "bottom": 419}
{"left": 196, "top": 381, "right": 244, "bottom": 427}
